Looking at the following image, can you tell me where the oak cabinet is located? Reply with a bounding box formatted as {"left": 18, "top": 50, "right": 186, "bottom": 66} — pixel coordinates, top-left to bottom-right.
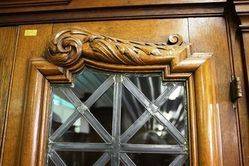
{"left": 0, "top": 1, "right": 248, "bottom": 166}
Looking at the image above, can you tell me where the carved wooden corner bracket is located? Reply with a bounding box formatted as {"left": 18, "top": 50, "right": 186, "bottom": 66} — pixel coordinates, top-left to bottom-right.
{"left": 45, "top": 28, "right": 212, "bottom": 80}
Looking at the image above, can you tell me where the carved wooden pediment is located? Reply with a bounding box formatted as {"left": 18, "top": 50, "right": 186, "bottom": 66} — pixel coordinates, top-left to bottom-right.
{"left": 47, "top": 28, "right": 211, "bottom": 79}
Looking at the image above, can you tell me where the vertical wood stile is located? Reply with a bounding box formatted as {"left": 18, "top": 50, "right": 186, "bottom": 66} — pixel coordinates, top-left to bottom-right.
{"left": 194, "top": 59, "right": 223, "bottom": 166}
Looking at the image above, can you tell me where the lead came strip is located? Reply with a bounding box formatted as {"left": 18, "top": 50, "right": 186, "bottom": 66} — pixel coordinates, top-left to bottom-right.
{"left": 111, "top": 75, "right": 123, "bottom": 166}
{"left": 93, "top": 152, "right": 111, "bottom": 166}
{"left": 52, "top": 142, "right": 111, "bottom": 152}
{"left": 49, "top": 149, "right": 67, "bottom": 166}
{"left": 120, "top": 153, "right": 136, "bottom": 166}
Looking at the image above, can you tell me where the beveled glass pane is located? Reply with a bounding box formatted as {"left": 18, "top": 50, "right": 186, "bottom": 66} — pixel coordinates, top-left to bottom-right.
{"left": 121, "top": 86, "right": 147, "bottom": 136}
{"left": 50, "top": 89, "right": 75, "bottom": 133}
{"left": 89, "top": 86, "right": 113, "bottom": 134}
{"left": 127, "top": 125, "right": 178, "bottom": 145}
{"left": 129, "top": 75, "right": 166, "bottom": 101}
{"left": 55, "top": 151, "right": 104, "bottom": 166}
{"left": 50, "top": 88, "right": 105, "bottom": 143}
{"left": 160, "top": 84, "right": 187, "bottom": 137}
{"left": 73, "top": 68, "right": 110, "bottom": 104}
{"left": 127, "top": 153, "right": 187, "bottom": 166}
{"left": 54, "top": 122, "right": 104, "bottom": 143}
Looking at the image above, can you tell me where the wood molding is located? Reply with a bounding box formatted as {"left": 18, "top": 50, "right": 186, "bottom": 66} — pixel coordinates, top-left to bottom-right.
{"left": 19, "top": 58, "right": 72, "bottom": 166}
{"left": 19, "top": 29, "right": 224, "bottom": 166}
{"left": 235, "top": 0, "right": 249, "bottom": 27}
{"left": 0, "top": 3, "right": 226, "bottom": 26}
{"left": 234, "top": 0, "right": 249, "bottom": 99}
{"left": 0, "top": 0, "right": 226, "bottom": 13}
{"left": 235, "top": 0, "right": 249, "bottom": 14}
{"left": 0, "top": 0, "right": 71, "bottom": 8}
{"left": 193, "top": 59, "right": 223, "bottom": 165}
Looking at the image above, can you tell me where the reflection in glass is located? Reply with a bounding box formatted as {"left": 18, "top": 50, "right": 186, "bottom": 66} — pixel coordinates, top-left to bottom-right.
{"left": 57, "top": 152, "right": 103, "bottom": 166}
{"left": 47, "top": 68, "right": 188, "bottom": 166}
{"left": 128, "top": 153, "right": 177, "bottom": 166}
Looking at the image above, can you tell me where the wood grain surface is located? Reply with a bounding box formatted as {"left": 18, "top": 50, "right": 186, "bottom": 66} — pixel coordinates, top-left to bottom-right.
{"left": 1, "top": 25, "right": 53, "bottom": 166}
{"left": 0, "top": 27, "right": 18, "bottom": 165}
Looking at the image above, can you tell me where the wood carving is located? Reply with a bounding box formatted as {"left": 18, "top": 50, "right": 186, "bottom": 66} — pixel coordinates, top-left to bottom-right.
{"left": 47, "top": 28, "right": 211, "bottom": 79}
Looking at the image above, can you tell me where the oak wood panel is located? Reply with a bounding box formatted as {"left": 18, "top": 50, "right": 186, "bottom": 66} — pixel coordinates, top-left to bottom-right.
{"left": 52, "top": 19, "right": 189, "bottom": 44}
{"left": 188, "top": 17, "right": 241, "bottom": 166}
{"left": 0, "top": 26, "right": 18, "bottom": 164}
{"left": 1, "top": 25, "right": 53, "bottom": 166}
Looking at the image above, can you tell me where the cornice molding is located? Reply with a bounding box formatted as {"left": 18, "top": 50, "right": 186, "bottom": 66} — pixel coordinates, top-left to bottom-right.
{"left": 239, "top": 24, "right": 249, "bottom": 31}
{"left": 0, "top": 0, "right": 226, "bottom": 13}
{"left": 234, "top": 0, "right": 249, "bottom": 30}
{"left": 0, "top": 0, "right": 71, "bottom": 8}
{"left": 46, "top": 28, "right": 211, "bottom": 79}
{"left": 0, "top": 2, "right": 226, "bottom": 26}
{"left": 235, "top": 1, "right": 249, "bottom": 15}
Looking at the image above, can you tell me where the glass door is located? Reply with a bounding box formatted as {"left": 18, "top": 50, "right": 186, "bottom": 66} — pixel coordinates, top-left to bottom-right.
{"left": 48, "top": 68, "right": 188, "bottom": 166}
{"left": 18, "top": 27, "right": 222, "bottom": 166}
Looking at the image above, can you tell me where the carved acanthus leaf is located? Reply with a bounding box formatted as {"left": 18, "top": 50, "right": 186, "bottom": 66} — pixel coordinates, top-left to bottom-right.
{"left": 47, "top": 28, "right": 211, "bottom": 78}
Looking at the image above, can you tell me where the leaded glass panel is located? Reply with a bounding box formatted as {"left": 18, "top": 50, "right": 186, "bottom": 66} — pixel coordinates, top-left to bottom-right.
{"left": 47, "top": 68, "right": 188, "bottom": 166}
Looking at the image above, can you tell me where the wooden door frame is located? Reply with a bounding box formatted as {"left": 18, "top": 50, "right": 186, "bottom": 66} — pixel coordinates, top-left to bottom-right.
{"left": 19, "top": 28, "right": 223, "bottom": 166}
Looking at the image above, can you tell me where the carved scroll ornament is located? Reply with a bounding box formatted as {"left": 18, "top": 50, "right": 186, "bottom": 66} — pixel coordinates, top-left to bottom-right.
{"left": 47, "top": 28, "right": 211, "bottom": 79}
